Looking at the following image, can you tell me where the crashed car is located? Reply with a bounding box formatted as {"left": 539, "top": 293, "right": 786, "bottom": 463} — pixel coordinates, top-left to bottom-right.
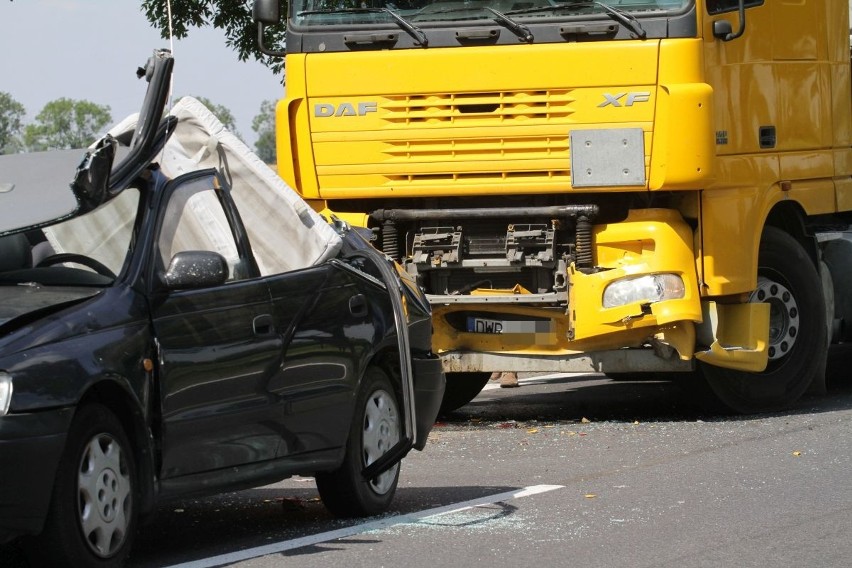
{"left": 0, "top": 50, "right": 444, "bottom": 567}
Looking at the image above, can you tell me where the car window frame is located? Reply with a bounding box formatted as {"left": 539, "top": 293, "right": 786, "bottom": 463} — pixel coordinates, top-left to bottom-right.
{"left": 149, "top": 169, "right": 261, "bottom": 291}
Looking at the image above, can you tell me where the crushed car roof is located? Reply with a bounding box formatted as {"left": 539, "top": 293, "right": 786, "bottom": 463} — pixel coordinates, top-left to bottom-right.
{"left": 161, "top": 96, "right": 342, "bottom": 270}
{"left": 0, "top": 93, "right": 341, "bottom": 269}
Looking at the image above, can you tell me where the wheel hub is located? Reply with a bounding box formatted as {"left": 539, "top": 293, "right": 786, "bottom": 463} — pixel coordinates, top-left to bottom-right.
{"left": 78, "top": 433, "right": 131, "bottom": 558}
{"left": 751, "top": 276, "right": 799, "bottom": 361}
{"left": 95, "top": 468, "right": 120, "bottom": 523}
{"left": 362, "top": 389, "right": 400, "bottom": 495}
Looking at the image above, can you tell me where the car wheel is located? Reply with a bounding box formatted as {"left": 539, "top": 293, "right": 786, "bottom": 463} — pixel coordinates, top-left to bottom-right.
{"left": 24, "top": 403, "right": 137, "bottom": 568}
{"left": 316, "top": 366, "right": 401, "bottom": 517}
{"left": 696, "top": 227, "right": 826, "bottom": 413}
{"left": 438, "top": 372, "right": 491, "bottom": 414}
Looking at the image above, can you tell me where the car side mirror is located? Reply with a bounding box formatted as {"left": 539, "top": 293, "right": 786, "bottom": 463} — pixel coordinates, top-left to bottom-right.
{"left": 162, "top": 250, "right": 228, "bottom": 290}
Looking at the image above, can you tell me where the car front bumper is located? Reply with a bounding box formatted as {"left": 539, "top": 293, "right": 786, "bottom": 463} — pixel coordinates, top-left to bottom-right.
{"left": 0, "top": 407, "right": 73, "bottom": 544}
{"left": 412, "top": 354, "right": 445, "bottom": 451}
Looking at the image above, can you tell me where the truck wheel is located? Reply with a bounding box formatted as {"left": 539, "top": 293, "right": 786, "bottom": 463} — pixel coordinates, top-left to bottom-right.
{"left": 697, "top": 227, "right": 826, "bottom": 413}
{"left": 24, "top": 403, "right": 137, "bottom": 568}
{"left": 439, "top": 372, "right": 491, "bottom": 414}
{"left": 316, "top": 366, "right": 400, "bottom": 517}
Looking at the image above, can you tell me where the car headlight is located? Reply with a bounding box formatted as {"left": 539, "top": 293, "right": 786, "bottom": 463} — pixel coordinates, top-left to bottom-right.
{"left": 0, "top": 372, "right": 12, "bottom": 416}
{"left": 602, "top": 274, "right": 685, "bottom": 309}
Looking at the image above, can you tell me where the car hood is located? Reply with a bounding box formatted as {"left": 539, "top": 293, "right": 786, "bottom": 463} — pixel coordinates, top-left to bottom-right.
{"left": 0, "top": 285, "right": 101, "bottom": 332}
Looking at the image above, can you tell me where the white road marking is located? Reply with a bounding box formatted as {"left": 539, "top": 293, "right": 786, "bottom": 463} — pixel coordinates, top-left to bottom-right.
{"left": 164, "top": 484, "right": 564, "bottom": 568}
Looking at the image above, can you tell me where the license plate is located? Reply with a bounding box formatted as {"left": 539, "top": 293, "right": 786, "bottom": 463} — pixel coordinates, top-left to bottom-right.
{"left": 466, "top": 317, "right": 552, "bottom": 334}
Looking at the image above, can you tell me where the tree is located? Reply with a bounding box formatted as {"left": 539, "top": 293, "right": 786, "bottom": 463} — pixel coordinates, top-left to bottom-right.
{"left": 23, "top": 98, "right": 112, "bottom": 151}
{"left": 191, "top": 95, "right": 241, "bottom": 136}
{"left": 141, "top": 1, "right": 287, "bottom": 74}
{"left": 0, "top": 92, "right": 26, "bottom": 154}
{"left": 252, "top": 99, "right": 277, "bottom": 164}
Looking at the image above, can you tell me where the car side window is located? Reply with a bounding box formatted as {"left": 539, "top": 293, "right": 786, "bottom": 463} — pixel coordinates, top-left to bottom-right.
{"left": 158, "top": 176, "right": 246, "bottom": 282}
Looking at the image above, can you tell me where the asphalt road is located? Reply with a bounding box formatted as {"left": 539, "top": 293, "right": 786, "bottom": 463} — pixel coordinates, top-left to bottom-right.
{"left": 5, "top": 346, "right": 852, "bottom": 567}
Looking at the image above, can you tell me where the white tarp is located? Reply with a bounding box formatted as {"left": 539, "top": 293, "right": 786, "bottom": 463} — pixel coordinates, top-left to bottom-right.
{"left": 45, "top": 97, "right": 342, "bottom": 277}
{"left": 160, "top": 97, "right": 342, "bottom": 275}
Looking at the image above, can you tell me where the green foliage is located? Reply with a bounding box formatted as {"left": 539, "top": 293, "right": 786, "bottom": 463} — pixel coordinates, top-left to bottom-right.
{"left": 252, "top": 99, "right": 277, "bottom": 164}
{"left": 23, "top": 98, "right": 112, "bottom": 151}
{"left": 141, "top": 0, "right": 287, "bottom": 75}
{"left": 190, "top": 95, "right": 241, "bottom": 136}
{"left": 0, "top": 91, "right": 26, "bottom": 154}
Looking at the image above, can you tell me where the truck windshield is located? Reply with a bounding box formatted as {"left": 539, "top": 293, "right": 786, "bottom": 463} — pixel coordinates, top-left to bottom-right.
{"left": 291, "top": 1, "right": 691, "bottom": 26}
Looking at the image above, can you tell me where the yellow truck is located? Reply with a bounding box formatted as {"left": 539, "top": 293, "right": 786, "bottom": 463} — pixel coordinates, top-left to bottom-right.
{"left": 252, "top": 0, "right": 852, "bottom": 413}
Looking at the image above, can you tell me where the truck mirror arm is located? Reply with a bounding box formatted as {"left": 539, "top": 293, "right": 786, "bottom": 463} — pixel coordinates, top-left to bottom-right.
{"left": 713, "top": 0, "right": 746, "bottom": 42}
{"left": 256, "top": 21, "right": 287, "bottom": 57}
{"left": 253, "top": 0, "right": 286, "bottom": 57}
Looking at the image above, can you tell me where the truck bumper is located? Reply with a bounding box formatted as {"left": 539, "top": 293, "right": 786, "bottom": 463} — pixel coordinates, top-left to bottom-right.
{"left": 440, "top": 346, "right": 694, "bottom": 374}
{"left": 430, "top": 208, "right": 703, "bottom": 370}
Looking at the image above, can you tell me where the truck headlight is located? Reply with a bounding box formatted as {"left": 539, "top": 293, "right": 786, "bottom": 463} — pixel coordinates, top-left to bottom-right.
{"left": 0, "top": 372, "right": 12, "bottom": 416}
{"left": 602, "top": 274, "right": 685, "bottom": 309}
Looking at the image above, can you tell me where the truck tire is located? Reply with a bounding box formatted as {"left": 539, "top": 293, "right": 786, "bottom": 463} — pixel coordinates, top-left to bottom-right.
{"left": 439, "top": 372, "right": 491, "bottom": 414}
{"left": 696, "top": 226, "right": 826, "bottom": 413}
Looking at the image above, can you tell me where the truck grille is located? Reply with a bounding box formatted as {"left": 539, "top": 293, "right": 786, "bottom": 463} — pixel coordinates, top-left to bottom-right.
{"left": 382, "top": 90, "right": 576, "bottom": 125}
{"left": 380, "top": 90, "right": 575, "bottom": 184}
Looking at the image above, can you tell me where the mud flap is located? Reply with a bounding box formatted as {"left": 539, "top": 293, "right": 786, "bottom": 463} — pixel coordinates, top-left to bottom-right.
{"left": 694, "top": 301, "right": 770, "bottom": 372}
{"left": 806, "top": 259, "right": 836, "bottom": 395}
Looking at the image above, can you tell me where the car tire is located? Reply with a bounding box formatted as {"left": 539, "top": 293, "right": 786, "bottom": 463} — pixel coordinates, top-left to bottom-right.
{"left": 438, "top": 372, "right": 491, "bottom": 414}
{"left": 24, "top": 403, "right": 137, "bottom": 568}
{"left": 695, "top": 227, "right": 826, "bottom": 413}
{"left": 315, "top": 366, "right": 401, "bottom": 517}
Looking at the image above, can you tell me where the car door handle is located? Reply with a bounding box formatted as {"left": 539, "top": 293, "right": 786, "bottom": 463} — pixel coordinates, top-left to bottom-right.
{"left": 349, "top": 294, "right": 368, "bottom": 318}
{"left": 252, "top": 314, "right": 274, "bottom": 336}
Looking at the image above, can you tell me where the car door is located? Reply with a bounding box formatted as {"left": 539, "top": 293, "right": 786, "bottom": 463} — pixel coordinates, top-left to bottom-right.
{"left": 149, "top": 171, "right": 284, "bottom": 478}
{"left": 264, "top": 258, "right": 389, "bottom": 457}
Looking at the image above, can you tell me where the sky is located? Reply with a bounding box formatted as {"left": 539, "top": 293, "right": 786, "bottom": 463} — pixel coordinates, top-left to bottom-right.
{"left": 1, "top": 0, "right": 285, "bottom": 147}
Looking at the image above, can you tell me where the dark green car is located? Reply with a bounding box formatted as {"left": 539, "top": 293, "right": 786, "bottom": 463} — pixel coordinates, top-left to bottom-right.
{"left": 0, "top": 50, "right": 444, "bottom": 567}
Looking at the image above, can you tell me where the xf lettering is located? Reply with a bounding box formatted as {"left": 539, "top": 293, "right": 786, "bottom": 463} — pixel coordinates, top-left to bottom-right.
{"left": 598, "top": 92, "right": 651, "bottom": 108}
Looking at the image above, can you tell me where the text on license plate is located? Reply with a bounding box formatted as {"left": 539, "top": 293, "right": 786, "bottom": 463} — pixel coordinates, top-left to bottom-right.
{"left": 466, "top": 317, "right": 553, "bottom": 334}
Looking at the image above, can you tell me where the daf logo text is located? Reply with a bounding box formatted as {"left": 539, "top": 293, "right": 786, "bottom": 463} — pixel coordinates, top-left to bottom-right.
{"left": 314, "top": 102, "right": 378, "bottom": 117}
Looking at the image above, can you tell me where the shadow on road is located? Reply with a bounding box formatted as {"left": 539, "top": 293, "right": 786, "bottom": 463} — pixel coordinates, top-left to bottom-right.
{"left": 440, "top": 344, "right": 852, "bottom": 425}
